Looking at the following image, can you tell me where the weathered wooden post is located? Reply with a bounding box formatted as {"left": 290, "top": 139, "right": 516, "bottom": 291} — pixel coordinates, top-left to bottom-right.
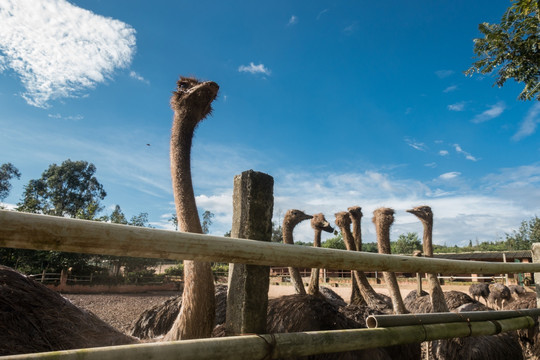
{"left": 226, "top": 170, "right": 274, "bottom": 335}
{"left": 532, "top": 243, "right": 540, "bottom": 308}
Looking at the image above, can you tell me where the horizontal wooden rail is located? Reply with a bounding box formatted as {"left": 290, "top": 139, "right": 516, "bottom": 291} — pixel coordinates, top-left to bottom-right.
{"left": 366, "top": 308, "right": 540, "bottom": 328}
{"left": 1, "top": 210, "right": 539, "bottom": 274}
{"left": 0, "top": 316, "right": 534, "bottom": 360}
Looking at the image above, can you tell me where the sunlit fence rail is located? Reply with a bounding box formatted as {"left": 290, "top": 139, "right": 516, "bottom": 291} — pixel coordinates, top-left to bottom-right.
{"left": 1, "top": 209, "right": 540, "bottom": 360}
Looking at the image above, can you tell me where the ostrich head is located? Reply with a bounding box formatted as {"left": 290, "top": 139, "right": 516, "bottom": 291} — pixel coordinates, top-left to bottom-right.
{"left": 347, "top": 206, "right": 363, "bottom": 220}
{"left": 283, "top": 209, "right": 313, "bottom": 228}
{"left": 170, "top": 77, "right": 219, "bottom": 126}
{"left": 334, "top": 211, "right": 352, "bottom": 229}
{"left": 311, "top": 213, "right": 334, "bottom": 233}
{"left": 406, "top": 205, "right": 433, "bottom": 224}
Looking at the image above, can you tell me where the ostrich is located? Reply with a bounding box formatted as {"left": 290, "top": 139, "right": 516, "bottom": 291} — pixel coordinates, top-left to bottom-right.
{"left": 0, "top": 265, "right": 137, "bottom": 355}
{"left": 406, "top": 206, "right": 449, "bottom": 313}
{"left": 406, "top": 205, "right": 523, "bottom": 360}
{"left": 469, "top": 283, "right": 490, "bottom": 303}
{"left": 487, "top": 283, "right": 512, "bottom": 309}
{"left": 372, "top": 208, "right": 407, "bottom": 314}
{"left": 306, "top": 213, "right": 334, "bottom": 295}
{"left": 509, "top": 284, "right": 527, "bottom": 297}
{"left": 282, "top": 209, "right": 313, "bottom": 295}
{"left": 372, "top": 207, "right": 421, "bottom": 360}
{"left": 164, "top": 77, "right": 219, "bottom": 340}
{"left": 347, "top": 206, "right": 392, "bottom": 309}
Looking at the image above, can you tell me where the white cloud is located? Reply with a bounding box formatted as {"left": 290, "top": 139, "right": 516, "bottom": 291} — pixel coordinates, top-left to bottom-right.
{"left": 448, "top": 102, "right": 465, "bottom": 111}
{"left": 453, "top": 144, "right": 479, "bottom": 162}
{"left": 343, "top": 22, "right": 358, "bottom": 35}
{"left": 439, "top": 150, "right": 449, "bottom": 156}
{"left": 0, "top": 0, "right": 136, "bottom": 108}
{"left": 436, "top": 70, "right": 454, "bottom": 79}
{"left": 425, "top": 162, "right": 437, "bottom": 168}
{"left": 405, "top": 138, "right": 427, "bottom": 151}
{"left": 287, "top": 15, "right": 298, "bottom": 26}
{"left": 238, "top": 62, "right": 271, "bottom": 76}
{"left": 443, "top": 85, "right": 458, "bottom": 93}
{"left": 512, "top": 102, "right": 540, "bottom": 141}
{"left": 317, "top": 9, "right": 329, "bottom": 20}
{"left": 47, "top": 113, "right": 83, "bottom": 121}
{"left": 129, "top": 71, "right": 149, "bottom": 84}
{"left": 472, "top": 102, "right": 505, "bottom": 123}
{"left": 439, "top": 172, "right": 461, "bottom": 180}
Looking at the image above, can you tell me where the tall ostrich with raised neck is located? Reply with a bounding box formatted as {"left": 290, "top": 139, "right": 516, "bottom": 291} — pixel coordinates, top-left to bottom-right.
{"left": 335, "top": 212, "right": 389, "bottom": 309}
{"left": 306, "top": 213, "right": 334, "bottom": 296}
{"left": 406, "top": 206, "right": 448, "bottom": 313}
{"left": 406, "top": 205, "right": 523, "bottom": 360}
{"left": 283, "top": 209, "right": 313, "bottom": 295}
{"left": 165, "top": 77, "right": 219, "bottom": 340}
{"left": 372, "top": 208, "right": 407, "bottom": 314}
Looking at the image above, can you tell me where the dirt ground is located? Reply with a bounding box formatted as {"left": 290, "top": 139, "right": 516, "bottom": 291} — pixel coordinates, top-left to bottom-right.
{"left": 63, "top": 282, "right": 475, "bottom": 335}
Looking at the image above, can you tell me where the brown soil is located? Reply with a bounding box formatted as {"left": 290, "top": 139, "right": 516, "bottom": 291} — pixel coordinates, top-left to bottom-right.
{"left": 63, "top": 283, "right": 476, "bottom": 335}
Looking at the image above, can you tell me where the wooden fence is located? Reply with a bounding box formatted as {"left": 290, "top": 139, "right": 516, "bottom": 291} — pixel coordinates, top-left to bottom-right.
{"left": 1, "top": 209, "right": 540, "bottom": 359}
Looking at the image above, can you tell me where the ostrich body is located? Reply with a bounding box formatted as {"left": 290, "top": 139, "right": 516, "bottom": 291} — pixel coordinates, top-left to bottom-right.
{"left": 307, "top": 213, "right": 334, "bottom": 296}
{"left": 487, "top": 283, "right": 512, "bottom": 309}
{"left": 283, "top": 209, "right": 313, "bottom": 295}
{"left": 165, "top": 77, "right": 219, "bottom": 340}
{"left": 469, "top": 283, "right": 490, "bottom": 303}
{"left": 0, "top": 266, "right": 137, "bottom": 355}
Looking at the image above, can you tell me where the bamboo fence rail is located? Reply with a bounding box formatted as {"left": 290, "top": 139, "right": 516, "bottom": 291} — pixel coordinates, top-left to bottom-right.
{"left": 366, "top": 308, "right": 540, "bottom": 328}
{"left": 0, "top": 316, "right": 534, "bottom": 360}
{"left": 1, "top": 210, "right": 539, "bottom": 274}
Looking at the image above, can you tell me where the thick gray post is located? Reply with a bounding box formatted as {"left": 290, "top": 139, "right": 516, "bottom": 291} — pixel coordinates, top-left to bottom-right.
{"left": 532, "top": 243, "right": 540, "bottom": 308}
{"left": 226, "top": 170, "right": 274, "bottom": 335}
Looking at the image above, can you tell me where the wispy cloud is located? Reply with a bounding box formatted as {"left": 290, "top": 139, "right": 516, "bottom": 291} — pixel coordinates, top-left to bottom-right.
{"left": 512, "top": 102, "right": 540, "bottom": 141}
{"left": 287, "top": 15, "right": 298, "bottom": 26}
{"left": 129, "top": 71, "right": 149, "bottom": 84}
{"left": 448, "top": 102, "right": 465, "bottom": 111}
{"left": 238, "top": 62, "right": 271, "bottom": 76}
{"left": 405, "top": 138, "right": 427, "bottom": 151}
{"left": 343, "top": 22, "right": 358, "bottom": 35}
{"left": 472, "top": 102, "right": 505, "bottom": 123}
{"left": 436, "top": 70, "right": 454, "bottom": 79}
{"left": 0, "top": 0, "right": 136, "bottom": 108}
{"left": 439, "top": 150, "right": 449, "bottom": 156}
{"left": 47, "top": 113, "right": 84, "bottom": 121}
{"left": 454, "top": 144, "right": 479, "bottom": 161}
{"left": 317, "top": 9, "right": 329, "bottom": 20}
{"left": 439, "top": 172, "right": 461, "bottom": 180}
{"left": 443, "top": 85, "right": 458, "bottom": 93}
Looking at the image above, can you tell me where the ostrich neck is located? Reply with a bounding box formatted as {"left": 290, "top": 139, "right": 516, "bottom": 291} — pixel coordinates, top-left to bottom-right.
{"left": 307, "top": 228, "right": 322, "bottom": 295}
{"left": 375, "top": 219, "right": 407, "bottom": 314}
{"left": 422, "top": 220, "right": 434, "bottom": 257}
{"left": 165, "top": 108, "right": 215, "bottom": 340}
{"left": 350, "top": 218, "right": 362, "bottom": 251}
{"left": 421, "top": 218, "right": 449, "bottom": 313}
{"left": 283, "top": 223, "right": 306, "bottom": 295}
{"left": 170, "top": 114, "right": 203, "bottom": 234}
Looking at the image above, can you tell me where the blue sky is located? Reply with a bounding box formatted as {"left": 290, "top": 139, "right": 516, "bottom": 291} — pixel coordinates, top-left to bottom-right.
{"left": 1, "top": 0, "right": 539, "bottom": 247}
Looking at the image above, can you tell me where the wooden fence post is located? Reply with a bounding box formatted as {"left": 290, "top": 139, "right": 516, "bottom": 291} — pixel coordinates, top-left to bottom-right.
{"left": 532, "top": 243, "right": 540, "bottom": 308}
{"left": 225, "top": 170, "right": 274, "bottom": 335}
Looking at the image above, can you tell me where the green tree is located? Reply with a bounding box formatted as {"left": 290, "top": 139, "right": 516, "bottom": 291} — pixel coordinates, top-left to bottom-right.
{"left": 169, "top": 214, "right": 178, "bottom": 230}
{"left": 17, "top": 159, "right": 106, "bottom": 218}
{"left": 0, "top": 162, "right": 21, "bottom": 202}
{"left": 271, "top": 221, "right": 283, "bottom": 243}
{"left": 392, "top": 232, "right": 422, "bottom": 254}
{"left": 201, "top": 210, "right": 214, "bottom": 234}
{"left": 466, "top": 0, "right": 540, "bottom": 100}
{"left": 505, "top": 216, "right": 540, "bottom": 250}
{"left": 322, "top": 233, "right": 346, "bottom": 250}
